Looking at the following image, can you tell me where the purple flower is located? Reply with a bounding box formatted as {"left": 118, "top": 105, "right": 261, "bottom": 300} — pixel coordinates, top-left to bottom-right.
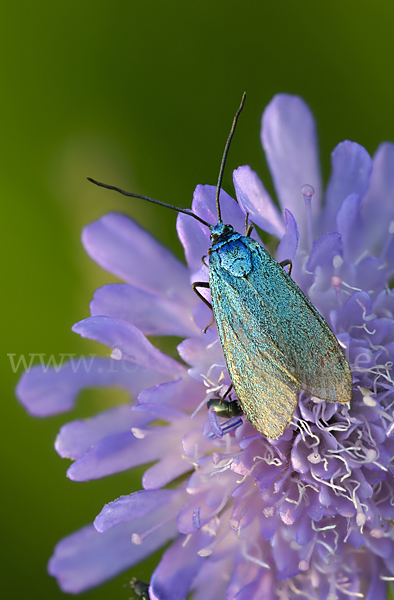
{"left": 17, "top": 94, "right": 394, "bottom": 599}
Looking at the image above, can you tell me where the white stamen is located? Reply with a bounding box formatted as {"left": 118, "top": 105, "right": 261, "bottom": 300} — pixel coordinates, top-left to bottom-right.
{"left": 197, "top": 530, "right": 228, "bottom": 557}
{"left": 311, "top": 395, "right": 325, "bottom": 403}
{"left": 110, "top": 347, "right": 122, "bottom": 360}
{"left": 182, "top": 534, "right": 192, "bottom": 547}
{"left": 131, "top": 513, "right": 174, "bottom": 545}
{"left": 298, "top": 559, "right": 309, "bottom": 571}
{"left": 263, "top": 506, "right": 275, "bottom": 517}
{"left": 242, "top": 551, "right": 270, "bottom": 569}
{"left": 364, "top": 448, "right": 378, "bottom": 462}
{"left": 190, "top": 395, "right": 210, "bottom": 418}
{"left": 331, "top": 276, "right": 342, "bottom": 292}
{"left": 307, "top": 452, "right": 322, "bottom": 464}
{"left": 356, "top": 512, "right": 366, "bottom": 528}
{"left": 288, "top": 580, "right": 317, "bottom": 600}
{"left": 363, "top": 394, "right": 377, "bottom": 407}
{"left": 335, "top": 587, "right": 364, "bottom": 598}
{"left": 300, "top": 183, "right": 315, "bottom": 251}
{"left": 387, "top": 421, "right": 394, "bottom": 437}
{"left": 333, "top": 255, "right": 343, "bottom": 269}
{"left": 370, "top": 528, "right": 384, "bottom": 538}
{"left": 131, "top": 427, "right": 146, "bottom": 439}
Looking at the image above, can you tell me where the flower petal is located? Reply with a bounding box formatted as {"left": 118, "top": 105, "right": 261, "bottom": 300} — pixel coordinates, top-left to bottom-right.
{"left": 336, "top": 194, "right": 365, "bottom": 263}
{"left": 142, "top": 450, "right": 191, "bottom": 489}
{"left": 90, "top": 283, "right": 199, "bottom": 337}
{"left": 234, "top": 571, "right": 276, "bottom": 600}
{"left": 16, "top": 357, "right": 135, "bottom": 417}
{"left": 176, "top": 212, "right": 210, "bottom": 275}
{"left": 271, "top": 526, "right": 301, "bottom": 579}
{"left": 233, "top": 166, "right": 284, "bottom": 238}
{"left": 362, "top": 142, "right": 394, "bottom": 253}
{"left": 355, "top": 256, "right": 386, "bottom": 295}
{"left": 150, "top": 533, "right": 208, "bottom": 600}
{"left": 275, "top": 209, "right": 299, "bottom": 263}
{"left": 55, "top": 405, "right": 148, "bottom": 459}
{"left": 192, "top": 555, "right": 235, "bottom": 600}
{"left": 323, "top": 141, "right": 372, "bottom": 232}
{"left": 82, "top": 212, "right": 193, "bottom": 304}
{"left": 94, "top": 489, "right": 178, "bottom": 532}
{"left": 138, "top": 377, "right": 204, "bottom": 411}
{"left": 191, "top": 185, "right": 246, "bottom": 233}
{"left": 48, "top": 518, "right": 176, "bottom": 594}
{"left": 177, "top": 185, "right": 260, "bottom": 274}
{"left": 132, "top": 402, "right": 192, "bottom": 423}
{"left": 177, "top": 331, "right": 225, "bottom": 384}
{"left": 66, "top": 429, "right": 164, "bottom": 481}
{"left": 364, "top": 558, "right": 389, "bottom": 600}
{"left": 306, "top": 232, "right": 343, "bottom": 274}
{"left": 72, "top": 316, "right": 184, "bottom": 380}
{"left": 262, "top": 94, "right": 322, "bottom": 245}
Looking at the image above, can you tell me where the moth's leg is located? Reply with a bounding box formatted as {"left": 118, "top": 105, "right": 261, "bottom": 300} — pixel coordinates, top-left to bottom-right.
{"left": 280, "top": 259, "right": 293, "bottom": 277}
{"left": 246, "top": 223, "right": 254, "bottom": 238}
{"left": 192, "top": 281, "right": 215, "bottom": 333}
{"left": 221, "top": 383, "right": 233, "bottom": 405}
{"left": 201, "top": 255, "right": 209, "bottom": 268}
{"left": 192, "top": 281, "right": 211, "bottom": 309}
{"left": 245, "top": 212, "right": 254, "bottom": 238}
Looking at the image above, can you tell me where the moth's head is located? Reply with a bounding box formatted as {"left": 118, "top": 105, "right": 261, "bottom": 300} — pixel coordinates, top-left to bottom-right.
{"left": 210, "top": 222, "right": 234, "bottom": 244}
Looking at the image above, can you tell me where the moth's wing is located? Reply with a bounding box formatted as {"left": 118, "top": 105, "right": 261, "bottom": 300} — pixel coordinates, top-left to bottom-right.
{"left": 210, "top": 274, "right": 300, "bottom": 439}
{"left": 245, "top": 244, "right": 353, "bottom": 405}
{"left": 284, "top": 287, "right": 353, "bottom": 403}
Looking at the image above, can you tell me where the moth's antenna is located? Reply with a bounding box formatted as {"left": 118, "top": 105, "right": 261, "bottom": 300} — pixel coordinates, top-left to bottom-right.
{"left": 87, "top": 178, "right": 211, "bottom": 228}
{"left": 88, "top": 94, "right": 246, "bottom": 228}
{"left": 215, "top": 92, "right": 246, "bottom": 223}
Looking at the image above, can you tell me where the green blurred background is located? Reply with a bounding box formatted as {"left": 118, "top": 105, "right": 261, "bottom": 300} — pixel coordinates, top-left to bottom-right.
{"left": 2, "top": 1, "right": 394, "bottom": 598}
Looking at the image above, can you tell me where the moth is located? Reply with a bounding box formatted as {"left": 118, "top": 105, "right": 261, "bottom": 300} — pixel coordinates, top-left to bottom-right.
{"left": 88, "top": 93, "right": 353, "bottom": 439}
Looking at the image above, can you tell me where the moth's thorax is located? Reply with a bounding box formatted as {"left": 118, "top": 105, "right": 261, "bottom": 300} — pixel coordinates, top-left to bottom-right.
{"left": 209, "top": 223, "right": 253, "bottom": 278}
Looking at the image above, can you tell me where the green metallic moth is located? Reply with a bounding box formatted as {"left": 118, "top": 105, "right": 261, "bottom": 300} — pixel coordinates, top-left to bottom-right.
{"left": 88, "top": 93, "right": 353, "bottom": 439}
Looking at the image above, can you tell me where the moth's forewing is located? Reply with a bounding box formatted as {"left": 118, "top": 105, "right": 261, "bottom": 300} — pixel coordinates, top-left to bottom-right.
{"left": 209, "top": 234, "right": 352, "bottom": 439}
{"left": 244, "top": 240, "right": 352, "bottom": 405}
{"left": 209, "top": 254, "right": 299, "bottom": 439}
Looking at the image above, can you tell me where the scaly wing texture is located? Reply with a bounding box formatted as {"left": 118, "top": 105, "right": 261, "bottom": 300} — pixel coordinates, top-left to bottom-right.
{"left": 209, "top": 267, "right": 300, "bottom": 438}
{"left": 209, "top": 237, "right": 352, "bottom": 438}
{"left": 245, "top": 241, "right": 352, "bottom": 403}
{"left": 217, "top": 294, "right": 299, "bottom": 438}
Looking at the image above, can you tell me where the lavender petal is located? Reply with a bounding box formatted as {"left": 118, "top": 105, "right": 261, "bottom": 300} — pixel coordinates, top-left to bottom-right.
{"left": 55, "top": 405, "right": 148, "bottom": 459}
{"left": 323, "top": 141, "right": 372, "bottom": 232}
{"left": 336, "top": 193, "right": 365, "bottom": 263}
{"left": 150, "top": 533, "right": 207, "bottom": 600}
{"left": 48, "top": 519, "right": 176, "bottom": 594}
{"left": 94, "top": 489, "right": 178, "bottom": 531}
{"left": 16, "top": 357, "right": 135, "bottom": 417}
{"left": 362, "top": 142, "right": 394, "bottom": 254}
{"left": 82, "top": 212, "right": 193, "bottom": 304}
{"left": 90, "top": 283, "right": 199, "bottom": 337}
{"left": 262, "top": 94, "right": 322, "bottom": 246}
{"left": 233, "top": 165, "right": 285, "bottom": 238}
{"left": 72, "top": 316, "right": 183, "bottom": 377}
{"left": 276, "top": 209, "right": 300, "bottom": 263}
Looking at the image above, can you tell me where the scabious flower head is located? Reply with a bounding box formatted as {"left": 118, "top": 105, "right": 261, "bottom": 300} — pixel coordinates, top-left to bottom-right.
{"left": 17, "top": 95, "right": 394, "bottom": 599}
